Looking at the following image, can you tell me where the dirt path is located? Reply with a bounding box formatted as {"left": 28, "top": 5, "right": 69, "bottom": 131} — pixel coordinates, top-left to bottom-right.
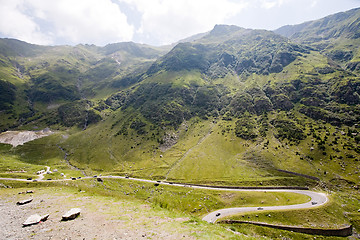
{"left": 37, "top": 166, "right": 50, "bottom": 181}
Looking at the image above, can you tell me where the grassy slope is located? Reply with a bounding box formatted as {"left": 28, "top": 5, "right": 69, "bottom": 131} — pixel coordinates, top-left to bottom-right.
{"left": 47, "top": 49, "right": 358, "bottom": 184}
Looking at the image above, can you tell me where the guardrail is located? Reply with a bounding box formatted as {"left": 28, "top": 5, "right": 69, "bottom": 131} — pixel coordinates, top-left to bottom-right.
{"left": 219, "top": 220, "right": 352, "bottom": 237}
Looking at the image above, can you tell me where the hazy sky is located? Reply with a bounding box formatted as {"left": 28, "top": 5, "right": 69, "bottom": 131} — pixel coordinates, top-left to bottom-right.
{"left": 0, "top": 0, "right": 359, "bottom": 46}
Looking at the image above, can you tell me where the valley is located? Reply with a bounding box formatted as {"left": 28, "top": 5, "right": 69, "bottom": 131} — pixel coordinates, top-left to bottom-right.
{"left": 0, "top": 7, "right": 360, "bottom": 239}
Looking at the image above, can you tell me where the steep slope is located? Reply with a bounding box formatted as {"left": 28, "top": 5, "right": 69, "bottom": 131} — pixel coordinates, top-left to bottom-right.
{"left": 275, "top": 7, "right": 360, "bottom": 72}
{"left": 275, "top": 7, "right": 360, "bottom": 41}
{"left": 148, "top": 25, "right": 306, "bottom": 76}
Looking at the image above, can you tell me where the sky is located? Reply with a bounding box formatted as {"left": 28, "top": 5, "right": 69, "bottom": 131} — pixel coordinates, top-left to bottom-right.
{"left": 0, "top": 0, "right": 359, "bottom": 46}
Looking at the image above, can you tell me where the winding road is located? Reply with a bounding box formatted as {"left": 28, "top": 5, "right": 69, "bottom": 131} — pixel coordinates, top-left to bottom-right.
{"left": 0, "top": 175, "right": 328, "bottom": 224}
{"left": 201, "top": 189, "right": 328, "bottom": 223}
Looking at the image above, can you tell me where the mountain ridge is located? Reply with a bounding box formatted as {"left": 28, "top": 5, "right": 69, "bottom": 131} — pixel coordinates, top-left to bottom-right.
{"left": 275, "top": 7, "right": 360, "bottom": 41}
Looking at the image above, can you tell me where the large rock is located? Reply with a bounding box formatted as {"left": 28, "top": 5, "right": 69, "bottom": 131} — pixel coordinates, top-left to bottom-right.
{"left": 23, "top": 214, "right": 41, "bottom": 226}
{"left": 23, "top": 214, "right": 49, "bottom": 227}
{"left": 62, "top": 208, "right": 81, "bottom": 221}
{"left": 16, "top": 198, "right": 33, "bottom": 205}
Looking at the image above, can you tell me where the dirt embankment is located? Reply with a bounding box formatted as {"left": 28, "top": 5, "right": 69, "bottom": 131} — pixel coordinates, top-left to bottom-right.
{"left": 0, "top": 188, "right": 195, "bottom": 240}
{"left": 0, "top": 129, "right": 54, "bottom": 147}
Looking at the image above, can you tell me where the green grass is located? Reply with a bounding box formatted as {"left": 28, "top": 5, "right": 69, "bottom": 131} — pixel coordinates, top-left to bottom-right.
{"left": 0, "top": 134, "right": 87, "bottom": 180}
{"left": 226, "top": 223, "right": 348, "bottom": 240}
{"left": 0, "top": 149, "right": 44, "bottom": 179}
{"left": 6, "top": 106, "right": 357, "bottom": 189}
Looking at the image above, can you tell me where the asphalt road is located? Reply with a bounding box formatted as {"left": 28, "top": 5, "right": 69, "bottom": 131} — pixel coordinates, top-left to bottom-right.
{"left": 0, "top": 175, "right": 328, "bottom": 224}
{"left": 201, "top": 189, "right": 328, "bottom": 223}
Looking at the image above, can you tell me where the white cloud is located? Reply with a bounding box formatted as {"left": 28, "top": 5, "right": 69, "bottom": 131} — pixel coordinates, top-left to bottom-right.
{"left": 119, "top": 0, "right": 247, "bottom": 45}
{"left": 0, "top": 0, "right": 358, "bottom": 46}
{"left": 0, "top": 0, "right": 52, "bottom": 44}
{"left": 0, "top": 0, "right": 134, "bottom": 45}
{"left": 311, "top": 0, "right": 318, "bottom": 8}
{"left": 260, "top": 0, "right": 288, "bottom": 9}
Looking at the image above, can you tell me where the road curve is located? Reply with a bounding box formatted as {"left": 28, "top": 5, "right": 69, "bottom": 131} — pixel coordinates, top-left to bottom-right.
{"left": 201, "top": 189, "right": 328, "bottom": 223}
{"left": 0, "top": 175, "right": 328, "bottom": 224}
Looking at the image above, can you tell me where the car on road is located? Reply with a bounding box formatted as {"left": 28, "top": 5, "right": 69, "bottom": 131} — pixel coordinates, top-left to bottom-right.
{"left": 71, "top": 177, "right": 76, "bottom": 180}
{"left": 27, "top": 178, "right": 32, "bottom": 180}
{"left": 216, "top": 213, "right": 221, "bottom": 217}
{"left": 311, "top": 202, "right": 317, "bottom": 205}
{"left": 257, "top": 207, "right": 263, "bottom": 210}
{"left": 46, "top": 178, "right": 52, "bottom": 181}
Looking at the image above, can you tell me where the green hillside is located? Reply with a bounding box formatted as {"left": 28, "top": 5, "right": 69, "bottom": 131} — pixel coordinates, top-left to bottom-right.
{"left": 0, "top": 12, "right": 359, "bottom": 185}
{"left": 275, "top": 7, "right": 360, "bottom": 72}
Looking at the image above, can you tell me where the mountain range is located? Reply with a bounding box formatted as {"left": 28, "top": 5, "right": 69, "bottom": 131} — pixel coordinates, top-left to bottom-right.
{"left": 0, "top": 7, "right": 359, "bottom": 190}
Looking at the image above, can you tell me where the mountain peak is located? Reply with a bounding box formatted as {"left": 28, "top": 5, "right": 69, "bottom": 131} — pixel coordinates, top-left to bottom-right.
{"left": 209, "top": 24, "right": 243, "bottom": 36}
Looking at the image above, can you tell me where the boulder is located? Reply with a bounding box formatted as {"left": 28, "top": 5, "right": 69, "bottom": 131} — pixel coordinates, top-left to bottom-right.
{"left": 23, "top": 214, "right": 49, "bottom": 227}
{"left": 16, "top": 198, "right": 33, "bottom": 205}
{"left": 23, "top": 214, "right": 41, "bottom": 226}
{"left": 62, "top": 208, "right": 81, "bottom": 221}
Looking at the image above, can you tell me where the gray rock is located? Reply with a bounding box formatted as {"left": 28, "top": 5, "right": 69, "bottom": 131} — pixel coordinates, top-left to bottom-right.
{"left": 23, "top": 214, "right": 41, "bottom": 226}
{"left": 23, "top": 214, "right": 49, "bottom": 226}
{"left": 62, "top": 208, "right": 81, "bottom": 221}
{"left": 16, "top": 198, "right": 33, "bottom": 205}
